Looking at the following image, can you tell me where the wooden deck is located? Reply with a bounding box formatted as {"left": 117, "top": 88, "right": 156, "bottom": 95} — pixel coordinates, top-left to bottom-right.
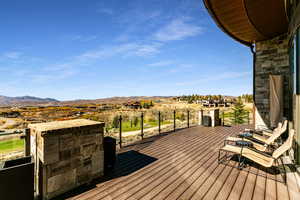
{"left": 57, "top": 125, "right": 300, "bottom": 200}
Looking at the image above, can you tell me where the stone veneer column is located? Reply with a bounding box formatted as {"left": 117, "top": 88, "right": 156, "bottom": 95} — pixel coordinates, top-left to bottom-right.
{"left": 254, "top": 34, "right": 291, "bottom": 128}
{"left": 29, "top": 119, "right": 104, "bottom": 200}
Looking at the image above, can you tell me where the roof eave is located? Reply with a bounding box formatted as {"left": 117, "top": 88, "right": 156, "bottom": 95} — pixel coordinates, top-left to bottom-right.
{"left": 203, "top": 0, "right": 252, "bottom": 47}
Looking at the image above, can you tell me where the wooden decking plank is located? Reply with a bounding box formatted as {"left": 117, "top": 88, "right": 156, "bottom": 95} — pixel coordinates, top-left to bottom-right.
{"left": 110, "top": 128, "right": 234, "bottom": 200}
{"left": 77, "top": 126, "right": 244, "bottom": 200}
{"left": 87, "top": 129, "right": 225, "bottom": 200}
{"left": 282, "top": 156, "right": 300, "bottom": 200}
{"left": 138, "top": 151, "right": 220, "bottom": 200}
{"left": 227, "top": 167, "right": 248, "bottom": 200}
{"left": 295, "top": 173, "right": 300, "bottom": 192}
{"left": 239, "top": 166, "right": 258, "bottom": 200}
{"left": 77, "top": 131, "right": 212, "bottom": 199}
{"left": 264, "top": 168, "right": 277, "bottom": 200}
{"left": 114, "top": 143, "right": 221, "bottom": 200}
{"left": 274, "top": 158, "right": 290, "bottom": 200}
{"left": 202, "top": 162, "right": 237, "bottom": 200}
{"left": 251, "top": 167, "right": 266, "bottom": 200}
{"left": 189, "top": 161, "right": 227, "bottom": 200}
{"left": 140, "top": 149, "right": 221, "bottom": 200}
{"left": 62, "top": 125, "right": 296, "bottom": 200}
{"left": 178, "top": 157, "right": 221, "bottom": 200}
{"left": 286, "top": 172, "right": 300, "bottom": 200}
{"left": 213, "top": 163, "right": 240, "bottom": 200}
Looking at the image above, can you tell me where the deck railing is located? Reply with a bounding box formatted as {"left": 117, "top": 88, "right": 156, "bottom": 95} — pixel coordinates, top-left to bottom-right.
{"left": 0, "top": 129, "right": 30, "bottom": 162}
{"left": 105, "top": 109, "right": 199, "bottom": 148}
{"left": 0, "top": 108, "right": 253, "bottom": 160}
{"left": 221, "top": 110, "right": 252, "bottom": 126}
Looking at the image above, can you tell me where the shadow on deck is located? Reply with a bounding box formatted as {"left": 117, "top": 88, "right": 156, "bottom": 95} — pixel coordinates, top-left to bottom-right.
{"left": 54, "top": 125, "right": 300, "bottom": 200}
{"left": 53, "top": 150, "right": 157, "bottom": 200}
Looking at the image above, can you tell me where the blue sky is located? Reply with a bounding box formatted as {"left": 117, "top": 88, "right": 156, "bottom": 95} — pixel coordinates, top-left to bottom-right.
{"left": 0, "top": 0, "right": 252, "bottom": 100}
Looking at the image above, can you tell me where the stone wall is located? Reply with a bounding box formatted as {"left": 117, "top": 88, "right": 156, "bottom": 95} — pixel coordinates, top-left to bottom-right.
{"left": 254, "top": 34, "right": 291, "bottom": 128}
{"left": 29, "top": 119, "right": 104, "bottom": 200}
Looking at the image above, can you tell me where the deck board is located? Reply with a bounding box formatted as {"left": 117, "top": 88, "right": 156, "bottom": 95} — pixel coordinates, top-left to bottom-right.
{"left": 53, "top": 125, "right": 299, "bottom": 200}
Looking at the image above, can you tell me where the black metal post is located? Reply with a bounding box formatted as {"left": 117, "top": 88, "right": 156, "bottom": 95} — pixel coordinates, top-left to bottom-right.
{"left": 119, "top": 115, "right": 122, "bottom": 148}
{"left": 141, "top": 112, "right": 144, "bottom": 139}
{"left": 158, "top": 111, "right": 161, "bottom": 134}
{"left": 187, "top": 110, "right": 190, "bottom": 128}
{"left": 173, "top": 110, "right": 176, "bottom": 132}
{"left": 24, "top": 128, "right": 30, "bottom": 156}
{"left": 234, "top": 110, "right": 237, "bottom": 125}
{"left": 247, "top": 111, "right": 250, "bottom": 125}
{"left": 222, "top": 111, "right": 225, "bottom": 126}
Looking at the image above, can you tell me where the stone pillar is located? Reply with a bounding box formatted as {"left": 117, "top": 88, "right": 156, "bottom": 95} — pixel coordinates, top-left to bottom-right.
{"left": 209, "top": 109, "right": 220, "bottom": 127}
{"left": 29, "top": 119, "right": 104, "bottom": 200}
{"left": 254, "top": 34, "right": 291, "bottom": 128}
{"left": 198, "top": 110, "right": 203, "bottom": 125}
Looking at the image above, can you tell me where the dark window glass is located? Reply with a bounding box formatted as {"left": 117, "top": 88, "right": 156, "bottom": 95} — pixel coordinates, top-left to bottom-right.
{"left": 296, "top": 31, "right": 300, "bottom": 94}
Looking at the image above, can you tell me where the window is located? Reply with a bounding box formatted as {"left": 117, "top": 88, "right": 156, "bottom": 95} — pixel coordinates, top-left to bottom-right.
{"left": 296, "top": 31, "right": 300, "bottom": 94}
{"left": 291, "top": 30, "right": 300, "bottom": 94}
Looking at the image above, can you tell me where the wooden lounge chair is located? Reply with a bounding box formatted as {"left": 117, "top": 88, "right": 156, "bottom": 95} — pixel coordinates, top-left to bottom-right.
{"left": 247, "top": 121, "right": 283, "bottom": 137}
{"left": 244, "top": 119, "right": 285, "bottom": 134}
{"left": 225, "top": 120, "right": 287, "bottom": 151}
{"left": 218, "top": 129, "right": 295, "bottom": 182}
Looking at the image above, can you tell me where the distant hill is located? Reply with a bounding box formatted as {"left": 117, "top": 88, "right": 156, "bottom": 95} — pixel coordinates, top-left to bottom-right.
{"left": 61, "top": 96, "right": 173, "bottom": 105}
{"left": 0, "top": 95, "right": 174, "bottom": 106}
{"left": 0, "top": 95, "right": 59, "bottom": 106}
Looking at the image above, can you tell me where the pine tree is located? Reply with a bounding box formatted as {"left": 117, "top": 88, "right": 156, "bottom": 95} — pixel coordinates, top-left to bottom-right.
{"left": 230, "top": 100, "right": 247, "bottom": 124}
{"left": 112, "top": 115, "right": 120, "bottom": 128}
{"left": 133, "top": 116, "right": 139, "bottom": 127}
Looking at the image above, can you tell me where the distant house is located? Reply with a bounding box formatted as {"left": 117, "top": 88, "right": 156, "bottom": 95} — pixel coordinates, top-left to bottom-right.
{"left": 0, "top": 111, "right": 21, "bottom": 118}
{"left": 124, "top": 101, "right": 141, "bottom": 109}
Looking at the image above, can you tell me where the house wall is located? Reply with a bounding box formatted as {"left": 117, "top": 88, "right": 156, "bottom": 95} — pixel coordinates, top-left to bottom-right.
{"left": 254, "top": 34, "right": 292, "bottom": 128}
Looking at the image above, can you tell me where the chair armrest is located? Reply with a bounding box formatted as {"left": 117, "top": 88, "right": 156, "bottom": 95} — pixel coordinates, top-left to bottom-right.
{"left": 243, "top": 136, "right": 267, "bottom": 145}
{"left": 246, "top": 146, "right": 273, "bottom": 158}
{"left": 262, "top": 131, "right": 272, "bottom": 137}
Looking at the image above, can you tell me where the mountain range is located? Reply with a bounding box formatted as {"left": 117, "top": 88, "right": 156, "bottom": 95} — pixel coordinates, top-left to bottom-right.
{"left": 0, "top": 95, "right": 59, "bottom": 106}
{"left": 0, "top": 95, "right": 173, "bottom": 106}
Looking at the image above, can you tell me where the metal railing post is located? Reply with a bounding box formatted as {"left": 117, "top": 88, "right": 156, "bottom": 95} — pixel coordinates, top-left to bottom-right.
{"left": 247, "top": 111, "right": 250, "bottom": 125}
{"left": 158, "top": 111, "right": 161, "bottom": 134}
{"left": 234, "top": 110, "right": 237, "bottom": 125}
{"left": 25, "top": 128, "right": 31, "bottom": 156}
{"left": 141, "top": 112, "right": 144, "bottom": 139}
{"left": 222, "top": 111, "right": 225, "bottom": 126}
{"left": 119, "top": 115, "right": 122, "bottom": 148}
{"left": 173, "top": 110, "right": 176, "bottom": 132}
{"left": 187, "top": 110, "right": 190, "bottom": 128}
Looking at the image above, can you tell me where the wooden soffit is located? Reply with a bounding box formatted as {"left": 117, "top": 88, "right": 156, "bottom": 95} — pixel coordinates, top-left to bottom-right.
{"left": 203, "top": 0, "right": 289, "bottom": 46}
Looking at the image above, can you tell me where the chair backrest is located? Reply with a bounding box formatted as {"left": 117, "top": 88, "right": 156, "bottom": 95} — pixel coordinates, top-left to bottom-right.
{"left": 266, "top": 120, "right": 287, "bottom": 144}
{"left": 277, "top": 122, "right": 283, "bottom": 129}
{"left": 272, "top": 129, "right": 295, "bottom": 159}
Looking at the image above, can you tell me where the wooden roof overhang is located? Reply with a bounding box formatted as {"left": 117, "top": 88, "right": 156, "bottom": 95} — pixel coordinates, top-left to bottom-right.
{"left": 203, "top": 0, "right": 289, "bottom": 46}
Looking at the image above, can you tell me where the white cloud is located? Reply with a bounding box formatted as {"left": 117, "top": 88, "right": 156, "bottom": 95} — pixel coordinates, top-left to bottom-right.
{"left": 148, "top": 60, "right": 174, "bottom": 67}
{"left": 154, "top": 18, "right": 203, "bottom": 42}
{"left": 176, "top": 71, "right": 251, "bottom": 86}
{"left": 97, "top": 8, "right": 114, "bottom": 15}
{"left": 31, "top": 69, "right": 77, "bottom": 83}
{"left": 70, "top": 35, "right": 97, "bottom": 42}
{"left": 76, "top": 42, "right": 162, "bottom": 61}
{"left": 2, "top": 51, "right": 23, "bottom": 59}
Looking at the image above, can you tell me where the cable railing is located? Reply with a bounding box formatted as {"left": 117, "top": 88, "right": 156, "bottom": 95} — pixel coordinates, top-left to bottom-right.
{"left": 0, "top": 108, "right": 253, "bottom": 161}
{"left": 220, "top": 110, "right": 252, "bottom": 126}
{"left": 0, "top": 129, "right": 30, "bottom": 162}
{"left": 104, "top": 109, "right": 198, "bottom": 148}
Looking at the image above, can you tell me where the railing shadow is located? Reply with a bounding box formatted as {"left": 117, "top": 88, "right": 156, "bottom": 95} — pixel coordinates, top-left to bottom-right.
{"left": 53, "top": 150, "right": 157, "bottom": 200}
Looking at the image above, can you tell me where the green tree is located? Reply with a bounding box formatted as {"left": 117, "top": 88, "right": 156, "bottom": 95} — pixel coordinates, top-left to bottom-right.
{"left": 133, "top": 116, "right": 139, "bottom": 127}
{"left": 230, "top": 100, "right": 247, "bottom": 124}
{"left": 112, "top": 115, "right": 120, "bottom": 128}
